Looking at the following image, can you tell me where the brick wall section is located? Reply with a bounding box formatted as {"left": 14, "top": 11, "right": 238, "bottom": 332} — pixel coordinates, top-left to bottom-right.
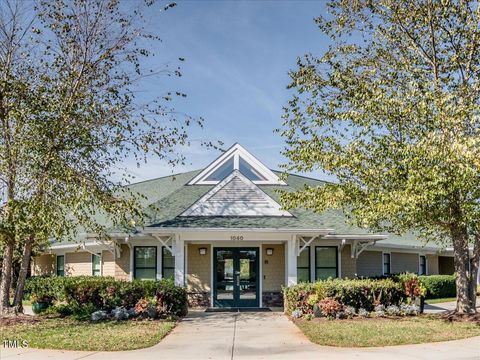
{"left": 426, "top": 254, "right": 439, "bottom": 275}
{"left": 102, "top": 250, "right": 115, "bottom": 277}
{"left": 438, "top": 256, "right": 455, "bottom": 274}
{"left": 392, "top": 252, "right": 419, "bottom": 274}
{"left": 31, "top": 254, "right": 55, "bottom": 276}
{"left": 115, "top": 244, "right": 130, "bottom": 280}
{"left": 262, "top": 244, "right": 285, "bottom": 291}
{"left": 187, "top": 244, "right": 211, "bottom": 292}
{"left": 340, "top": 245, "right": 356, "bottom": 278}
{"left": 65, "top": 251, "right": 91, "bottom": 276}
{"left": 357, "top": 251, "right": 382, "bottom": 277}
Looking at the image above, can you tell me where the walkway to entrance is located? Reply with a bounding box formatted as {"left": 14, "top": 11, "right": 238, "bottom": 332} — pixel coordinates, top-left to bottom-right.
{"left": 3, "top": 310, "right": 479, "bottom": 360}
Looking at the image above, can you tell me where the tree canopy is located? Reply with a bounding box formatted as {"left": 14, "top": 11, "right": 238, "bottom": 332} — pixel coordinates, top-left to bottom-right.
{"left": 280, "top": 0, "right": 480, "bottom": 313}
{"left": 0, "top": 0, "right": 202, "bottom": 313}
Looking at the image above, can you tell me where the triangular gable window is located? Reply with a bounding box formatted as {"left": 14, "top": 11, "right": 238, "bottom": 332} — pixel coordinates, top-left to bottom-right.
{"left": 205, "top": 157, "right": 234, "bottom": 182}
{"left": 188, "top": 143, "right": 286, "bottom": 185}
{"left": 239, "top": 157, "right": 267, "bottom": 181}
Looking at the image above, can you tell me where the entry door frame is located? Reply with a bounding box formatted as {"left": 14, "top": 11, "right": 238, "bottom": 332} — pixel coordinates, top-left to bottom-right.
{"left": 213, "top": 247, "right": 260, "bottom": 308}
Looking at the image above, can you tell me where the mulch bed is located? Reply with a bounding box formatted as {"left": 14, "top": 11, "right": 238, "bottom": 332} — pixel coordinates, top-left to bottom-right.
{"left": 0, "top": 314, "right": 42, "bottom": 326}
{"left": 439, "top": 310, "right": 480, "bottom": 324}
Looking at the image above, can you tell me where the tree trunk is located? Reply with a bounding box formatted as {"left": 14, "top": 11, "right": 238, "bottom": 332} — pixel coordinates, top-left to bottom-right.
{"left": 0, "top": 239, "right": 14, "bottom": 314}
{"left": 451, "top": 224, "right": 475, "bottom": 314}
{"left": 13, "top": 236, "right": 33, "bottom": 313}
{"left": 468, "top": 234, "right": 480, "bottom": 311}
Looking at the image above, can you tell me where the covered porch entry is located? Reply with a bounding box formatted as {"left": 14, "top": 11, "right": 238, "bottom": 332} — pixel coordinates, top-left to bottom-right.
{"left": 144, "top": 228, "right": 376, "bottom": 308}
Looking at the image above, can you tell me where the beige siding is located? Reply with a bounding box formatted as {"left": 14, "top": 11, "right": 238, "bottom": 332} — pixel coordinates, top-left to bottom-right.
{"left": 31, "top": 254, "right": 55, "bottom": 276}
{"left": 262, "top": 244, "right": 285, "bottom": 291}
{"left": 187, "top": 244, "right": 211, "bottom": 292}
{"left": 357, "top": 251, "right": 382, "bottom": 277}
{"left": 392, "top": 252, "right": 419, "bottom": 274}
{"left": 115, "top": 244, "right": 130, "bottom": 280}
{"left": 426, "top": 254, "right": 439, "bottom": 275}
{"left": 340, "top": 245, "right": 356, "bottom": 278}
{"left": 102, "top": 250, "right": 115, "bottom": 277}
{"left": 65, "top": 252, "right": 92, "bottom": 276}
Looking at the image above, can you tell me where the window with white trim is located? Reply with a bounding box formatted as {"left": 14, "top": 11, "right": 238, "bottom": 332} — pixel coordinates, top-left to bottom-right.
{"left": 188, "top": 144, "right": 286, "bottom": 185}
{"left": 162, "top": 246, "right": 175, "bottom": 279}
{"left": 419, "top": 255, "right": 427, "bottom": 275}
{"left": 315, "top": 246, "right": 338, "bottom": 280}
{"left": 56, "top": 255, "right": 64, "bottom": 277}
{"left": 134, "top": 246, "right": 157, "bottom": 280}
{"left": 383, "top": 253, "right": 391, "bottom": 275}
{"left": 297, "top": 246, "right": 310, "bottom": 282}
{"left": 92, "top": 253, "right": 101, "bottom": 276}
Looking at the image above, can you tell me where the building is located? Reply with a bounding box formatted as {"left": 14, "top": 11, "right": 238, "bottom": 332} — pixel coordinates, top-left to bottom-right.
{"left": 31, "top": 143, "right": 455, "bottom": 308}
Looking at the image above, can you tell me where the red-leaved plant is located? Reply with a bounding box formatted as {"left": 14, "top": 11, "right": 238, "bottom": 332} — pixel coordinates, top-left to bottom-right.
{"left": 318, "top": 297, "right": 343, "bottom": 318}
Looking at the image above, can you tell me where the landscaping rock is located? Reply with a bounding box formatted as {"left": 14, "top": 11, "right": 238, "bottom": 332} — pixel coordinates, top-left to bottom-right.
{"left": 147, "top": 304, "right": 158, "bottom": 319}
{"left": 91, "top": 310, "right": 108, "bottom": 321}
{"left": 386, "top": 305, "right": 400, "bottom": 316}
{"left": 336, "top": 311, "right": 347, "bottom": 320}
{"left": 313, "top": 304, "right": 322, "bottom": 318}
{"left": 127, "top": 307, "right": 137, "bottom": 318}
{"left": 344, "top": 306, "right": 356, "bottom": 318}
{"left": 112, "top": 307, "right": 129, "bottom": 321}
{"left": 401, "top": 304, "right": 420, "bottom": 315}
{"left": 292, "top": 309, "right": 302, "bottom": 319}
{"left": 358, "top": 308, "right": 369, "bottom": 318}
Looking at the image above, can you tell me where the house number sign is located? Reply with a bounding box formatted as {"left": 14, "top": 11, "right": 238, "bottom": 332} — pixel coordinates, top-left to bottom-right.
{"left": 230, "top": 235, "right": 244, "bottom": 241}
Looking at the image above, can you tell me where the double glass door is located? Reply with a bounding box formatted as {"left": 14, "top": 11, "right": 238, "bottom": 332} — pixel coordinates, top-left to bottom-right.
{"left": 214, "top": 248, "right": 259, "bottom": 307}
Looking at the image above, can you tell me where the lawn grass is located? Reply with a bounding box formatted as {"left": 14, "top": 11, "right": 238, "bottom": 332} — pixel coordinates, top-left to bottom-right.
{"left": 295, "top": 315, "right": 480, "bottom": 347}
{"left": 1, "top": 318, "right": 175, "bottom": 351}
{"left": 425, "top": 297, "right": 457, "bottom": 304}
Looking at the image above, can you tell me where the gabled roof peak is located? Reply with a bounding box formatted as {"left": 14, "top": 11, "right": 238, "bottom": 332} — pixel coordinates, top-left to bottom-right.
{"left": 181, "top": 170, "right": 292, "bottom": 217}
{"left": 187, "top": 143, "right": 286, "bottom": 185}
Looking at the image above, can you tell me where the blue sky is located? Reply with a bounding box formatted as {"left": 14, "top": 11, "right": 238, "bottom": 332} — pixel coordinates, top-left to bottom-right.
{"left": 125, "top": 1, "right": 330, "bottom": 182}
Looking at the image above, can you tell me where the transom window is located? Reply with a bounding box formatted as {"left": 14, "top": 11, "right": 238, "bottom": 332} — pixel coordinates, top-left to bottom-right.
{"left": 383, "top": 253, "right": 391, "bottom": 275}
{"left": 315, "top": 246, "right": 338, "bottom": 280}
{"left": 162, "top": 247, "right": 175, "bottom": 279}
{"left": 419, "top": 255, "right": 426, "bottom": 275}
{"left": 134, "top": 246, "right": 157, "bottom": 280}
{"left": 92, "top": 253, "right": 101, "bottom": 276}
{"left": 56, "top": 255, "right": 64, "bottom": 277}
{"left": 297, "top": 246, "right": 311, "bottom": 282}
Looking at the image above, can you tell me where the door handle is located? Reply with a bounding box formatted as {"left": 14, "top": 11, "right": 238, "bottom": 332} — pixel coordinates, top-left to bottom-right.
{"left": 235, "top": 271, "right": 240, "bottom": 286}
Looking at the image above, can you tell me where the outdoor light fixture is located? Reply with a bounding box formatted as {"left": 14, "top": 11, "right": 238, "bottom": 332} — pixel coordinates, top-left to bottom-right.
{"left": 199, "top": 247, "right": 207, "bottom": 255}
{"left": 266, "top": 248, "right": 274, "bottom": 256}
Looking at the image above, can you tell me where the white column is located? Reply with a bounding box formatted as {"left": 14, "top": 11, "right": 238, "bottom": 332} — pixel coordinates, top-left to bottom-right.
{"left": 174, "top": 234, "right": 185, "bottom": 287}
{"left": 287, "top": 235, "right": 298, "bottom": 286}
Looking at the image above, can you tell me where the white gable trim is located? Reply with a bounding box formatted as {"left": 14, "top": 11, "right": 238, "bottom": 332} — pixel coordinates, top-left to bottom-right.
{"left": 181, "top": 170, "right": 292, "bottom": 217}
{"left": 188, "top": 143, "right": 286, "bottom": 185}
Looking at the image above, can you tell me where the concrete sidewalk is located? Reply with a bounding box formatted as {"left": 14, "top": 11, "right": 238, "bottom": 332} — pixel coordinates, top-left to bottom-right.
{"left": 1, "top": 310, "right": 479, "bottom": 360}
{"left": 424, "top": 298, "right": 480, "bottom": 314}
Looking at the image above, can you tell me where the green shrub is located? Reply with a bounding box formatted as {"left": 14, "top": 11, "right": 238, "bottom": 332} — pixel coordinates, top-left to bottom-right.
{"left": 283, "top": 282, "right": 317, "bottom": 315}
{"left": 24, "top": 276, "right": 188, "bottom": 318}
{"left": 24, "top": 275, "right": 72, "bottom": 303}
{"left": 419, "top": 275, "right": 456, "bottom": 299}
{"left": 156, "top": 278, "right": 188, "bottom": 317}
{"left": 283, "top": 278, "right": 404, "bottom": 315}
